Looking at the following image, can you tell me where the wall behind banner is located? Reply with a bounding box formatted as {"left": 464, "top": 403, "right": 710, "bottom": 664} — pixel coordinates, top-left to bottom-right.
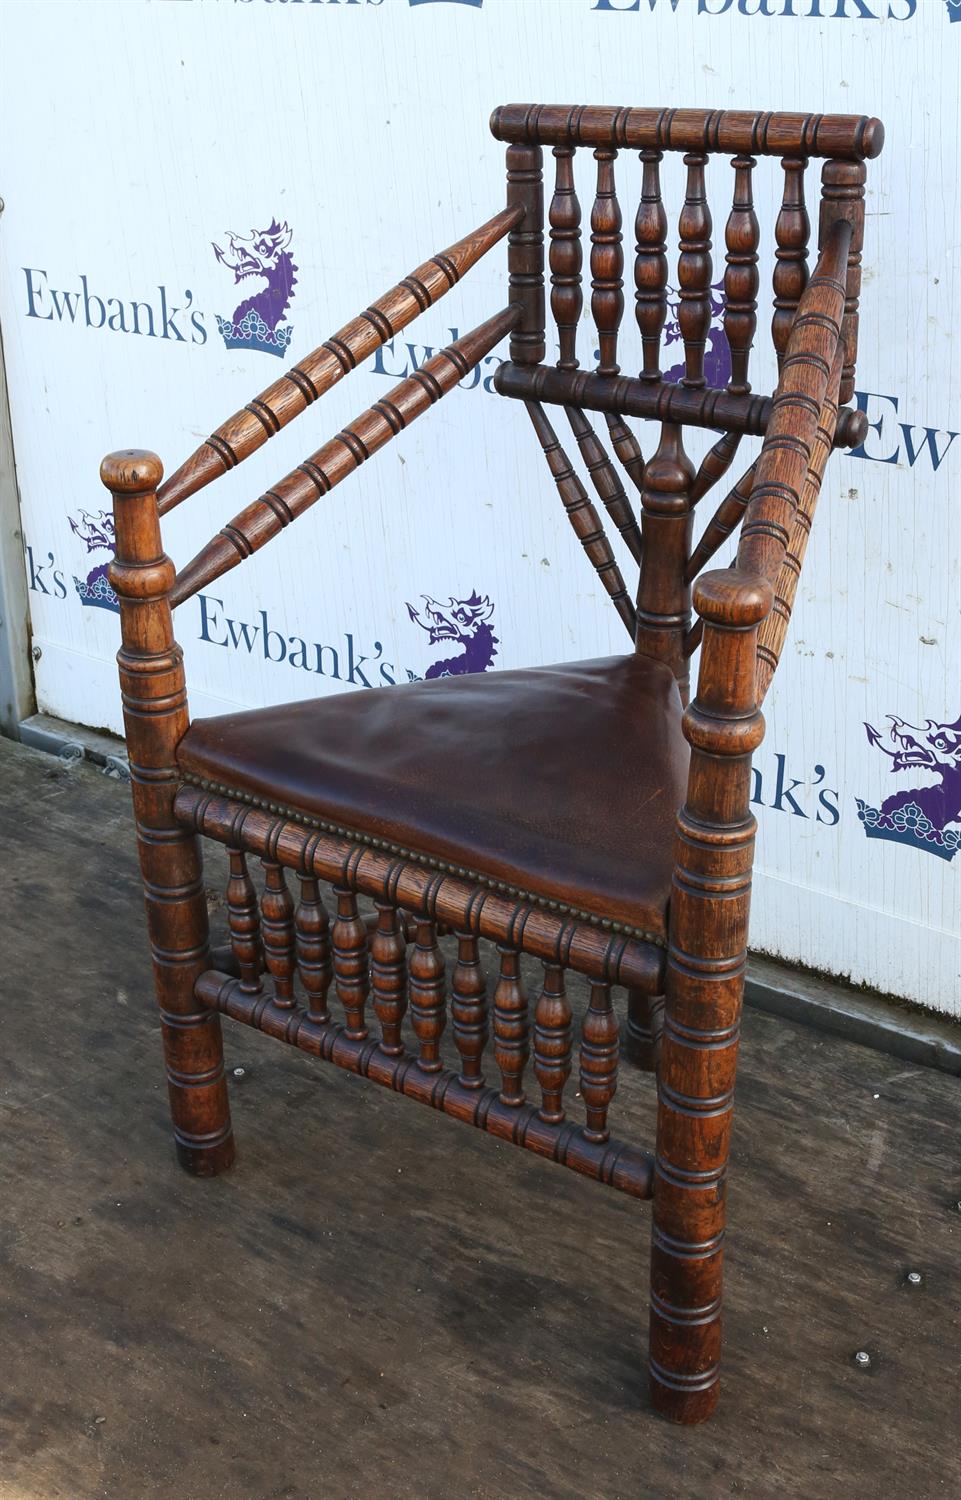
{"left": 0, "top": 0, "right": 958, "bottom": 1013}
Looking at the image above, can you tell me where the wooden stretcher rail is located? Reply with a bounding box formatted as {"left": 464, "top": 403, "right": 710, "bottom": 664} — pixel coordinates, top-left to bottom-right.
{"left": 157, "top": 204, "right": 522, "bottom": 515}
{"left": 490, "top": 104, "right": 884, "bottom": 162}
{"left": 196, "top": 973, "right": 655, "bottom": 1202}
{"left": 494, "top": 361, "right": 867, "bottom": 449}
{"left": 173, "top": 784, "right": 667, "bottom": 990}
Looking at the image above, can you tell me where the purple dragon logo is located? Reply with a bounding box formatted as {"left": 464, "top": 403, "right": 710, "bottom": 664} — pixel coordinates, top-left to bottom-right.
{"left": 213, "top": 218, "right": 297, "bottom": 358}
{"left": 69, "top": 508, "right": 118, "bottom": 613}
{"left": 662, "top": 279, "right": 732, "bottom": 389}
{"left": 406, "top": 592, "right": 498, "bottom": 678}
{"left": 857, "top": 710, "right": 961, "bottom": 861}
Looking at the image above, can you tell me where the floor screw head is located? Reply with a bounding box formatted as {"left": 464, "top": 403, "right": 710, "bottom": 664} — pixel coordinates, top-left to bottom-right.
{"left": 906, "top": 1270, "right": 923, "bottom": 1287}
{"left": 232, "top": 1066, "right": 247, "bottom": 1080}
{"left": 854, "top": 1350, "right": 871, "bottom": 1369}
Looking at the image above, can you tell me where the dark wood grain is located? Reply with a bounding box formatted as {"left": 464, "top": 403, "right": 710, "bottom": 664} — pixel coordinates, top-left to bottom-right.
{"left": 102, "top": 451, "right": 234, "bottom": 1177}
{"left": 104, "top": 97, "right": 883, "bottom": 1429}
{"left": 549, "top": 146, "right": 582, "bottom": 371}
{"left": 491, "top": 104, "right": 884, "bottom": 161}
{"left": 651, "top": 567, "right": 771, "bottom": 1423}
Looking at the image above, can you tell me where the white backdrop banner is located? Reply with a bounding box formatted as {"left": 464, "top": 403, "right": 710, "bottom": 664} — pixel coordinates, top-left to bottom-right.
{"left": 0, "top": 0, "right": 958, "bottom": 1012}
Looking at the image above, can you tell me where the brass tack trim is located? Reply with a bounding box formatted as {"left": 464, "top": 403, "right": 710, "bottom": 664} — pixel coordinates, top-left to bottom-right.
{"left": 178, "top": 774, "right": 666, "bottom": 949}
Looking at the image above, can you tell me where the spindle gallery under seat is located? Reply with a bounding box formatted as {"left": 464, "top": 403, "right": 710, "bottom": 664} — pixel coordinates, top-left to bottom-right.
{"left": 102, "top": 104, "right": 884, "bottom": 1425}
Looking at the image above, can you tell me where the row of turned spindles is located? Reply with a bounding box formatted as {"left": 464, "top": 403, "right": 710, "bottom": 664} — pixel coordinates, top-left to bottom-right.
{"left": 224, "top": 849, "right": 620, "bottom": 1142}
{"left": 547, "top": 143, "right": 816, "bottom": 392}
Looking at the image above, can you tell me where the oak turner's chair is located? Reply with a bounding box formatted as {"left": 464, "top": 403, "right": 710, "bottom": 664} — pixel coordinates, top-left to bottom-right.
{"left": 102, "top": 103, "right": 883, "bottom": 1424}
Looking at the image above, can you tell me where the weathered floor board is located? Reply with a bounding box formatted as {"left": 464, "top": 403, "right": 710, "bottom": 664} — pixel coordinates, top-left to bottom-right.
{"left": 0, "top": 736, "right": 958, "bottom": 1499}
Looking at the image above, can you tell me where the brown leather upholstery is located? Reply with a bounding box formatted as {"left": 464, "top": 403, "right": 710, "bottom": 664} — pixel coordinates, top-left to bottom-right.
{"left": 177, "top": 654, "right": 689, "bottom": 938}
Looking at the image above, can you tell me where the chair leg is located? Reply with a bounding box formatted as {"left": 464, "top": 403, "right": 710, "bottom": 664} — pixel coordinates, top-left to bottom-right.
{"left": 151, "top": 837, "right": 234, "bottom": 1176}
{"left": 103, "top": 450, "right": 235, "bottom": 1177}
{"left": 648, "top": 568, "right": 770, "bottom": 1423}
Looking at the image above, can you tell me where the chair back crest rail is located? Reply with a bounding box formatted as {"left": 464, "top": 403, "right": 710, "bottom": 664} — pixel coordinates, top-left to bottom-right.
{"left": 489, "top": 102, "right": 878, "bottom": 701}
{"left": 101, "top": 102, "right": 884, "bottom": 1428}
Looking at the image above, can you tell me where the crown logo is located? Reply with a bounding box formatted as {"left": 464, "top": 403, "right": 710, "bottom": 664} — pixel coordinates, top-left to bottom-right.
{"left": 856, "top": 798, "right": 960, "bottom": 862}
{"left": 69, "top": 509, "right": 119, "bottom": 613}
{"left": 215, "top": 307, "right": 294, "bottom": 358}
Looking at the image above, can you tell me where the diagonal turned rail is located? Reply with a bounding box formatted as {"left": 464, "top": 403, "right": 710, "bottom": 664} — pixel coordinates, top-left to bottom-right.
{"left": 157, "top": 205, "right": 522, "bottom": 516}
{"left": 169, "top": 306, "right": 519, "bottom": 608}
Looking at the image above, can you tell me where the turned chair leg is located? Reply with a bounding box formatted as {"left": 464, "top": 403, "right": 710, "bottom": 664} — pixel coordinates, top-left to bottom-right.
{"left": 103, "top": 450, "right": 235, "bottom": 1177}
{"left": 649, "top": 569, "right": 770, "bottom": 1422}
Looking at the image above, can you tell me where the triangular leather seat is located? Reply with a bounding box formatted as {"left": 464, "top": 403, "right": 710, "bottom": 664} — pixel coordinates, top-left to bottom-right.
{"left": 177, "top": 654, "right": 689, "bottom": 941}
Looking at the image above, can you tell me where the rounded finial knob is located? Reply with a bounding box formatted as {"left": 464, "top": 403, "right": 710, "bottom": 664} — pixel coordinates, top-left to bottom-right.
{"left": 694, "top": 568, "right": 773, "bottom": 628}
{"left": 100, "top": 450, "right": 163, "bottom": 494}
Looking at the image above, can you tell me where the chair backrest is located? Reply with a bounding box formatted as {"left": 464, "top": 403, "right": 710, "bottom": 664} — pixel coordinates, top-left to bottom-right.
{"left": 489, "top": 105, "right": 882, "bottom": 703}
{"left": 122, "top": 104, "right": 882, "bottom": 713}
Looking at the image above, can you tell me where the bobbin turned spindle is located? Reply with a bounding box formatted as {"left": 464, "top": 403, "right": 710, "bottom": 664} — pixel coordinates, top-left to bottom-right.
{"left": 371, "top": 902, "right": 407, "bottom": 1055}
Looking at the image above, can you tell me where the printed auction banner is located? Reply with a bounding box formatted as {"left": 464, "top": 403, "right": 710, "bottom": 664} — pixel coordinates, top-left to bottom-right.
{"left": 0, "top": 0, "right": 957, "bottom": 1011}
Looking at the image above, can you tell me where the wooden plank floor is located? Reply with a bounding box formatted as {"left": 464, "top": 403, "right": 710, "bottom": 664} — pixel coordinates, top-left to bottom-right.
{"left": 1, "top": 736, "right": 958, "bottom": 1500}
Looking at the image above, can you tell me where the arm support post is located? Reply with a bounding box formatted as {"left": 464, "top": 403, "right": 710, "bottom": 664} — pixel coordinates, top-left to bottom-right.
{"left": 103, "top": 450, "right": 235, "bottom": 1176}
{"left": 650, "top": 567, "right": 771, "bottom": 1424}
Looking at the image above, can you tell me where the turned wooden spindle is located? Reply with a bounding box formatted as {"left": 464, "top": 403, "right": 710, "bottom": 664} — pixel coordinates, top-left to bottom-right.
{"left": 370, "top": 902, "right": 408, "bottom": 1056}
{"left": 579, "top": 981, "right": 619, "bottom": 1142}
{"left": 506, "top": 143, "right": 545, "bottom": 366}
{"left": 295, "top": 876, "right": 332, "bottom": 1024}
{"left": 525, "top": 400, "right": 636, "bottom": 638}
{"left": 819, "top": 158, "right": 865, "bottom": 405}
{"left": 685, "top": 462, "right": 757, "bottom": 584}
{"left": 261, "top": 861, "right": 296, "bottom": 1008}
{"left": 332, "top": 886, "right": 369, "bottom": 1041}
{"left": 772, "top": 158, "right": 810, "bottom": 370}
{"left": 635, "top": 424, "right": 696, "bottom": 701}
{"left": 549, "top": 146, "right": 582, "bottom": 371}
{"left": 565, "top": 406, "right": 643, "bottom": 564}
{"left": 226, "top": 848, "right": 263, "bottom": 994}
{"left": 156, "top": 206, "right": 521, "bottom": 515}
{"left": 740, "top": 220, "right": 851, "bottom": 585}
{"left": 170, "top": 308, "right": 519, "bottom": 610}
{"left": 626, "top": 989, "right": 660, "bottom": 1073}
{"left": 604, "top": 412, "right": 645, "bottom": 498}
{"left": 689, "top": 431, "right": 742, "bottom": 509}
{"left": 409, "top": 918, "right": 447, "bottom": 1073}
{"left": 677, "top": 152, "right": 713, "bottom": 389}
{"left": 103, "top": 449, "right": 234, "bottom": 1177}
{"left": 756, "top": 346, "right": 842, "bottom": 701}
{"left": 635, "top": 148, "right": 668, "bottom": 382}
{"left": 451, "top": 932, "right": 489, "bottom": 1088}
{"left": 533, "top": 964, "right": 573, "bottom": 1125}
{"left": 723, "top": 156, "right": 759, "bottom": 395}
{"left": 591, "top": 148, "right": 624, "bottom": 376}
{"left": 650, "top": 568, "right": 771, "bottom": 1425}
{"left": 493, "top": 946, "right": 529, "bottom": 1107}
